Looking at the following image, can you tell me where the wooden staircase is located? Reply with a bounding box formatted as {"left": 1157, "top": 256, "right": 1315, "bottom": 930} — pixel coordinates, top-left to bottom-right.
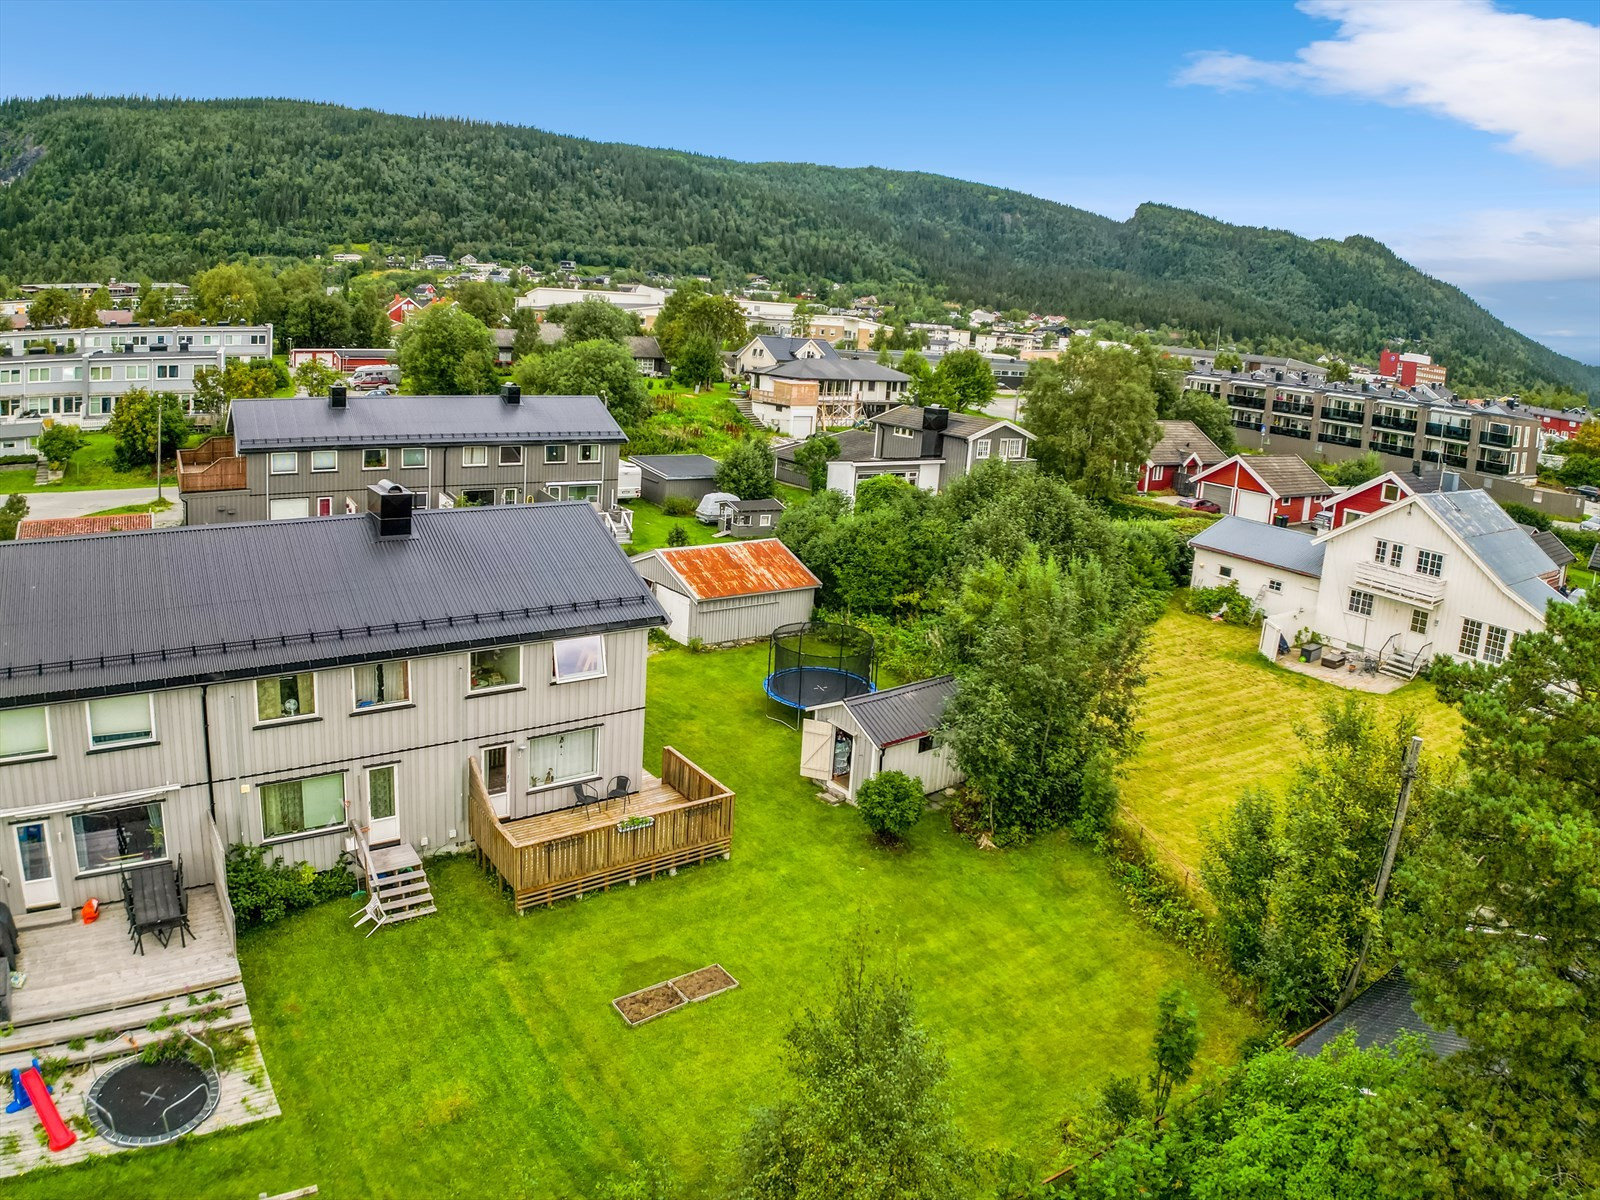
{"left": 353, "top": 840, "right": 437, "bottom": 934}
{"left": 732, "top": 394, "right": 756, "bottom": 422}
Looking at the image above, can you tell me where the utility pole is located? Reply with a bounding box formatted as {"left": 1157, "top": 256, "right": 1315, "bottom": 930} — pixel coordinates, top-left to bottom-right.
{"left": 1334, "top": 735, "right": 1423, "bottom": 1014}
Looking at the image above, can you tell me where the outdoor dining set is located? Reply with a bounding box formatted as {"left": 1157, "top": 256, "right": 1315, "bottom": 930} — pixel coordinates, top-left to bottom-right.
{"left": 120, "top": 857, "right": 195, "bottom": 955}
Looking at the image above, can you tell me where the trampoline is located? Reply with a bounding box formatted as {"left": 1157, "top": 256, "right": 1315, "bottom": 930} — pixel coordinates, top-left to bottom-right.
{"left": 764, "top": 620, "right": 876, "bottom": 728}
{"left": 86, "top": 1039, "right": 221, "bottom": 1147}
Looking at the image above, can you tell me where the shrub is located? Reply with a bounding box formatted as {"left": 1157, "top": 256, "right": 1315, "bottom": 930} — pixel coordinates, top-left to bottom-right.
{"left": 665, "top": 522, "right": 690, "bottom": 546}
{"left": 1182, "top": 582, "right": 1258, "bottom": 625}
{"left": 856, "top": 770, "right": 926, "bottom": 843}
{"left": 661, "top": 496, "right": 696, "bottom": 517}
{"left": 1552, "top": 525, "right": 1598, "bottom": 563}
{"left": 225, "top": 843, "right": 353, "bottom": 931}
{"left": 37, "top": 423, "right": 85, "bottom": 470}
{"left": 1098, "top": 1074, "right": 1146, "bottom": 1133}
{"left": 1499, "top": 500, "right": 1552, "bottom": 531}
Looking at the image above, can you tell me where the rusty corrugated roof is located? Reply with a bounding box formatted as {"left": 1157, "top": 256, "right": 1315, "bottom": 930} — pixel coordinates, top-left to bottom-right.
{"left": 656, "top": 539, "right": 820, "bottom": 600}
{"left": 16, "top": 513, "right": 154, "bottom": 539}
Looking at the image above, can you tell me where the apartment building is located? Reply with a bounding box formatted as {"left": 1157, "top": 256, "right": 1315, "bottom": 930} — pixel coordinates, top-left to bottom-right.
{"left": 1185, "top": 368, "right": 1540, "bottom": 490}
{"left": 0, "top": 322, "right": 271, "bottom": 361}
{"left": 178, "top": 385, "right": 629, "bottom": 540}
{"left": 0, "top": 496, "right": 669, "bottom": 928}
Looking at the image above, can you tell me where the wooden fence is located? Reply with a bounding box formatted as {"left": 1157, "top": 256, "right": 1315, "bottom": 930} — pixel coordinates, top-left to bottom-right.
{"left": 205, "top": 814, "right": 238, "bottom": 951}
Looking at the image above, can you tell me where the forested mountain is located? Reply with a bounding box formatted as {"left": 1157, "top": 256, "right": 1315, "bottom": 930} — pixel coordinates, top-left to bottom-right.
{"left": 0, "top": 96, "right": 1592, "bottom": 394}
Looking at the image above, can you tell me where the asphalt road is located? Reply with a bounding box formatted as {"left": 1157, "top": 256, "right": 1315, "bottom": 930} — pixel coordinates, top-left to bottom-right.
{"left": 10, "top": 487, "right": 181, "bottom": 524}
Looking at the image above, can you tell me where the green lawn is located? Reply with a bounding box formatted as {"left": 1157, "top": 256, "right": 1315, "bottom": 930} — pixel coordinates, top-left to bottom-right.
{"left": 0, "top": 432, "right": 175, "bottom": 494}
{"left": 86, "top": 497, "right": 175, "bottom": 516}
{"left": 1120, "top": 606, "right": 1464, "bottom": 880}
{"left": 12, "top": 645, "right": 1256, "bottom": 1199}
{"left": 620, "top": 498, "right": 720, "bottom": 554}
{"left": 636, "top": 381, "right": 750, "bottom": 457}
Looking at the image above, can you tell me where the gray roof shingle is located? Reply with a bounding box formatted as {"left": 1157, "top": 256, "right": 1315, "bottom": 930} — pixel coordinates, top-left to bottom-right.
{"left": 1231, "top": 455, "right": 1334, "bottom": 498}
{"left": 1294, "top": 970, "right": 1466, "bottom": 1058}
{"left": 630, "top": 453, "right": 720, "bottom": 480}
{"left": 766, "top": 358, "right": 908, "bottom": 383}
{"left": 1149, "top": 420, "right": 1224, "bottom": 466}
{"left": 844, "top": 676, "right": 957, "bottom": 748}
{"left": 1188, "top": 517, "right": 1326, "bottom": 578}
{"left": 231, "top": 393, "right": 625, "bottom": 450}
{"left": 0, "top": 502, "right": 664, "bottom": 706}
{"left": 774, "top": 430, "right": 875, "bottom": 464}
{"left": 1417, "top": 492, "right": 1563, "bottom": 612}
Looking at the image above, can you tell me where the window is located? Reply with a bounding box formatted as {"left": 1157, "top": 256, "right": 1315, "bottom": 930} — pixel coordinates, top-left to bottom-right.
{"left": 311, "top": 450, "right": 338, "bottom": 472}
{"left": 1374, "top": 539, "right": 1403, "bottom": 567}
{"left": 251, "top": 333, "right": 268, "bottom": 345}
{"left": 27, "top": 366, "right": 50, "bottom": 383}
{"left": 1348, "top": 589, "right": 1375, "bottom": 616}
{"left": 528, "top": 726, "right": 598, "bottom": 789}
{"left": 269, "top": 452, "right": 298, "bottom": 475}
{"left": 1483, "top": 625, "right": 1509, "bottom": 664}
{"left": 551, "top": 635, "right": 606, "bottom": 683}
{"left": 892, "top": 426, "right": 917, "bottom": 439}
{"left": 1219, "top": 566, "right": 1233, "bottom": 578}
{"left": 268, "top": 497, "right": 310, "bottom": 520}
{"left": 469, "top": 646, "right": 521, "bottom": 691}
{"left": 256, "top": 672, "right": 317, "bottom": 723}
{"left": 579, "top": 443, "right": 600, "bottom": 462}
{"left": 1416, "top": 549, "right": 1444, "bottom": 578}
{"left": 156, "top": 363, "right": 180, "bottom": 379}
{"left": 974, "top": 439, "right": 991, "bottom": 459}
{"left": 369, "top": 765, "right": 396, "bottom": 823}
{"left": 89, "top": 364, "right": 112, "bottom": 382}
{"left": 0, "top": 368, "right": 18, "bottom": 383}
{"left": 72, "top": 802, "right": 165, "bottom": 874}
{"left": 1268, "top": 579, "right": 1283, "bottom": 593}
{"left": 1000, "top": 438, "right": 1025, "bottom": 459}
{"left": 353, "top": 660, "right": 410, "bottom": 709}
{"left": 125, "top": 364, "right": 149, "bottom": 381}
{"left": 1459, "top": 618, "right": 1483, "bottom": 658}
{"left": 400, "top": 447, "right": 427, "bottom": 469}
{"left": 499, "top": 445, "right": 523, "bottom": 466}
{"left": 917, "top": 735, "right": 935, "bottom": 754}
{"left": 462, "top": 446, "right": 489, "bottom": 467}
{"left": 0, "top": 705, "right": 50, "bottom": 760}
{"left": 1381, "top": 483, "right": 1401, "bottom": 502}
{"left": 545, "top": 445, "right": 567, "bottom": 464}
{"left": 362, "top": 449, "right": 388, "bottom": 470}
{"left": 260, "top": 773, "right": 346, "bottom": 840}
{"left": 501, "top": 487, "right": 520, "bottom": 505}
{"left": 759, "top": 513, "right": 772, "bottom": 527}
{"left": 565, "top": 483, "right": 600, "bottom": 503}
{"left": 1410, "top": 609, "right": 1430, "bottom": 635}
{"left": 87, "top": 694, "right": 154, "bottom": 747}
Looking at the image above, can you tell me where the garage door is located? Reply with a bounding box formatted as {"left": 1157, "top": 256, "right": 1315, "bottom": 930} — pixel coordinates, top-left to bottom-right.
{"left": 1200, "top": 483, "right": 1234, "bottom": 512}
{"left": 1235, "top": 490, "right": 1273, "bottom": 523}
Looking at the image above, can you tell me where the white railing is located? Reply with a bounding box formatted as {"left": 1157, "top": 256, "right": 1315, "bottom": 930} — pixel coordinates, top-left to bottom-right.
{"left": 1353, "top": 561, "right": 1446, "bottom": 606}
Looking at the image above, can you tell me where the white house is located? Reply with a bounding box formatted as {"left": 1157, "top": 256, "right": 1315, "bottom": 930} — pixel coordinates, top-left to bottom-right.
{"left": 801, "top": 676, "right": 963, "bottom": 803}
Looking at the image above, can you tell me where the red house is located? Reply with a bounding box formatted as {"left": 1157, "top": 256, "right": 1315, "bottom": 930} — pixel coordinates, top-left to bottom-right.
{"left": 1191, "top": 454, "right": 1334, "bottom": 526}
{"left": 1524, "top": 405, "right": 1589, "bottom": 443}
{"left": 1137, "top": 420, "right": 1226, "bottom": 494}
{"left": 385, "top": 294, "right": 422, "bottom": 325}
{"left": 1318, "top": 471, "right": 1418, "bottom": 530}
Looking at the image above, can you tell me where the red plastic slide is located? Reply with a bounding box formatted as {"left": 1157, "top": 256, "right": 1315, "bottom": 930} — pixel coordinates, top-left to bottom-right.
{"left": 21, "top": 1067, "right": 75, "bottom": 1152}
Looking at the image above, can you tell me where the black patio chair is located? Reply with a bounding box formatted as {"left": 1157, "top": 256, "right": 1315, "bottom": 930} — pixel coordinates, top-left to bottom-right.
{"left": 605, "top": 775, "right": 631, "bottom": 799}
{"left": 571, "top": 781, "right": 601, "bottom": 818}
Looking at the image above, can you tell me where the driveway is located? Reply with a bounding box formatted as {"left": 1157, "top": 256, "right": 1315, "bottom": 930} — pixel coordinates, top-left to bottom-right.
{"left": 10, "top": 487, "right": 181, "bottom": 526}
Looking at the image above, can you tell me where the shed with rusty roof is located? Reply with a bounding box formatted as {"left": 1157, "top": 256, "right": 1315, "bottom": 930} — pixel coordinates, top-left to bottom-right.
{"left": 630, "top": 539, "right": 820, "bottom": 645}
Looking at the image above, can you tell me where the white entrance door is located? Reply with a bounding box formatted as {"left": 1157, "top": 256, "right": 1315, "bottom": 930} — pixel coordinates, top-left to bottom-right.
{"left": 366, "top": 765, "right": 400, "bottom": 846}
{"left": 482, "top": 746, "right": 510, "bottom": 818}
{"left": 12, "top": 821, "right": 60, "bottom": 910}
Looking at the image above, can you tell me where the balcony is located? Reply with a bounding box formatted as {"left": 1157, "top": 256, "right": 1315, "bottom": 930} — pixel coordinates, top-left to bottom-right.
{"left": 1369, "top": 439, "right": 1415, "bottom": 457}
{"left": 467, "top": 747, "right": 735, "bottom": 912}
{"left": 1273, "top": 401, "right": 1317, "bottom": 418}
{"left": 1320, "top": 430, "right": 1364, "bottom": 448}
{"left": 1479, "top": 430, "right": 1515, "bottom": 449}
{"left": 1422, "top": 449, "right": 1470, "bottom": 469}
{"left": 1269, "top": 423, "right": 1311, "bottom": 440}
{"left": 1475, "top": 458, "right": 1512, "bottom": 477}
{"left": 1231, "top": 415, "right": 1262, "bottom": 430}
{"left": 1321, "top": 407, "right": 1364, "bottom": 425}
{"left": 176, "top": 435, "right": 246, "bottom": 493}
{"left": 1353, "top": 560, "right": 1446, "bottom": 607}
{"left": 1229, "top": 395, "right": 1266, "bottom": 411}
{"left": 1371, "top": 413, "right": 1418, "bottom": 433}
{"left": 1425, "top": 422, "right": 1471, "bottom": 442}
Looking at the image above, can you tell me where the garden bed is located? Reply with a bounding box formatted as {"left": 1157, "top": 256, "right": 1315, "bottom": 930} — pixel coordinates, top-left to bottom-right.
{"left": 672, "top": 964, "right": 738, "bottom": 1002}
{"left": 613, "top": 964, "right": 739, "bottom": 1025}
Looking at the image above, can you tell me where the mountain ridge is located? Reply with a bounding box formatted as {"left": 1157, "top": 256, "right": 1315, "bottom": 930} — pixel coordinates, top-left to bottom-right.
{"left": 0, "top": 96, "right": 1592, "bottom": 395}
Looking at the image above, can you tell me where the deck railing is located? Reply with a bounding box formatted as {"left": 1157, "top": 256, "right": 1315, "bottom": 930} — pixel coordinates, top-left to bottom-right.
{"left": 177, "top": 436, "right": 247, "bottom": 493}
{"left": 205, "top": 816, "right": 237, "bottom": 952}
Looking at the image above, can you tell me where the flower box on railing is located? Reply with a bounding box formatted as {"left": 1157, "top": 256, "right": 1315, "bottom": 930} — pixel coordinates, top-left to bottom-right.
{"left": 616, "top": 815, "right": 655, "bottom": 833}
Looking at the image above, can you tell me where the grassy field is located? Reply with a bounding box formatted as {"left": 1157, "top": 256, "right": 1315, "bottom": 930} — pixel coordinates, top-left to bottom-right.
{"left": 11, "top": 645, "right": 1256, "bottom": 1200}
{"left": 620, "top": 498, "right": 719, "bottom": 554}
{"left": 86, "top": 497, "right": 175, "bottom": 516}
{"left": 0, "top": 432, "right": 175, "bottom": 494}
{"left": 636, "top": 381, "right": 750, "bottom": 458}
{"left": 1120, "top": 605, "right": 1464, "bottom": 879}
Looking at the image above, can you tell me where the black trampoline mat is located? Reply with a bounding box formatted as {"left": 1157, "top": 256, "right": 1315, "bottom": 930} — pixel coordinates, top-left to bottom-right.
{"left": 88, "top": 1057, "right": 219, "bottom": 1145}
{"left": 765, "top": 667, "right": 874, "bottom": 709}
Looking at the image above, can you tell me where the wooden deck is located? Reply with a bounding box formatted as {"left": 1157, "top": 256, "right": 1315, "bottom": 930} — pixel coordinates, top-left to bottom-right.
{"left": 470, "top": 747, "right": 736, "bottom": 911}
{"left": 6, "top": 885, "right": 241, "bottom": 1026}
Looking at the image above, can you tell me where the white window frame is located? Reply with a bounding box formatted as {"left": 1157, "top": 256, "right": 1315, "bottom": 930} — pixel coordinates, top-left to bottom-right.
{"left": 362, "top": 448, "right": 389, "bottom": 471}
{"left": 71, "top": 800, "right": 169, "bottom": 876}
{"left": 1348, "top": 589, "right": 1375, "bottom": 617}
{"left": 501, "top": 487, "right": 520, "bottom": 505}
{"left": 1268, "top": 579, "right": 1283, "bottom": 593}
{"left": 268, "top": 497, "right": 311, "bottom": 520}
{"left": 551, "top": 635, "right": 607, "bottom": 684}
{"left": 1000, "top": 437, "right": 1025, "bottom": 459}
{"left": 400, "top": 447, "right": 428, "bottom": 469}
{"left": 0, "top": 705, "right": 52, "bottom": 762}
{"left": 1415, "top": 549, "right": 1444, "bottom": 578}
{"left": 462, "top": 445, "right": 489, "bottom": 468}
{"left": 27, "top": 366, "right": 51, "bottom": 383}
{"left": 973, "top": 439, "right": 991, "bottom": 459}
{"left": 89, "top": 364, "right": 112, "bottom": 382}
{"left": 85, "top": 694, "right": 156, "bottom": 749}
{"left": 1381, "top": 483, "right": 1401, "bottom": 502}
{"left": 469, "top": 645, "right": 523, "bottom": 693}
{"left": 1410, "top": 609, "right": 1429, "bottom": 635}
{"left": 1459, "top": 618, "right": 1483, "bottom": 658}
{"left": 499, "top": 445, "right": 523, "bottom": 467}
{"left": 125, "top": 363, "right": 149, "bottom": 381}
{"left": 351, "top": 660, "right": 411, "bottom": 711}
{"left": 1482, "top": 625, "right": 1509, "bottom": 664}
{"left": 579, "top": 443, "right": 601, "bottom": 463}
{"left": 545, "top": 444, "right": 567, "bottom": 464}
{"left": 527, "top": 726, "right": 599, "bottom": 791}
{"left": 891, "top": 426, "right": 917, "bottom": 439}
{"left": 259, "top": 772, "right": 347, "bottom": 842}
{"left": 269, "top": 452, "right": 299, "bottom": 475}
{"left": 255, "top": 672, "right": 318, "bottom": 725}
{"left": 310, "top": 450, "right": 338, "bottom": 472}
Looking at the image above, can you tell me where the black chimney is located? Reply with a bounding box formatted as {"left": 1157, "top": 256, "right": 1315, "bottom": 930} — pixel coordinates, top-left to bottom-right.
{"left": 923, "top": 404, "right": 949, "bottom": 432}
{"left": 501, "top": 382, "right": 521, "bottom": 405}
{"left": 330, "top": 384, "right": 347, "bottom": 409}
{"left": 366, "top": 481, "right": 414, "bottom": 538}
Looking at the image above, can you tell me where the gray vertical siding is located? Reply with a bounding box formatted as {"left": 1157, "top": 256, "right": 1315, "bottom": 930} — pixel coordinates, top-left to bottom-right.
{"left": 689, "top": 589, "right": 815, "bottom": 645}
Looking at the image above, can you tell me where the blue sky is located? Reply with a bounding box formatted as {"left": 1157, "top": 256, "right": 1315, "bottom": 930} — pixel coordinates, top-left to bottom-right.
{"left": 2, "top": 0, "right": 1597, "bottom": 365}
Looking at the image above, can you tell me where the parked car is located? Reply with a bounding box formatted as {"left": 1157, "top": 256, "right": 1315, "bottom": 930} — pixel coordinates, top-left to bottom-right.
{"left": 1567, "top": 484, "right": 1600, "bottom": 500}
{"left": 1579, "top": 515, "right": 1600, "bottom": 532}
{"left": 1178, "top": 496, "right": 1222, "bottom": 513}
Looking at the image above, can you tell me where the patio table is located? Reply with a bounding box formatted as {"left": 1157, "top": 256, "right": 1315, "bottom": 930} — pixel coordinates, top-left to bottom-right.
{"left": 127, "top": 863, "right": 183, "bottom": 954}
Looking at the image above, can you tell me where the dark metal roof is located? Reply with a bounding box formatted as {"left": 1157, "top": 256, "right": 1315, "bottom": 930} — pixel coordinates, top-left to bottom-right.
{"left": 1189, "top": 517, "right": 1325, "bottom": 578}
{"left": 230, "top": 393, "right": 626, "bottom": 450}
{"left": 1294, "top": 970, "right": 1466, "bottom": 1059}
{"left": 765, "top": 358, "right": 908, "bottom": 383}
{"left": 774, "top": 429, "right": 874, "bottom": 464}
{"left": 844, "top": 676, "right": 957, "bottom": 748}
{"left": 0, "top": 503, "right": 665, "bottom": 706}
{"left": 630, "top": 453, "right": 720, "bottom": 480}
{"left": 727, "top": 498, "right": 786, "bottom": 512}
{"left": 1523, "top": 528, "right": 1576, "bottom": 569}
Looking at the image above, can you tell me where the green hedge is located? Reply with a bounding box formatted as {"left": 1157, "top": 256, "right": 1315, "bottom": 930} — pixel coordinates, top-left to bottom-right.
{"left": 1553, "top": 526, "right": 1598, "bottom": 563}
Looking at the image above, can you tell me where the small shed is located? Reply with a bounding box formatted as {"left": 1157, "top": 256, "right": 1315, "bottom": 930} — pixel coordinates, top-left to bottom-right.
{"left": 0, "top": 420, "right": 44, "bottom": 456}
{"left": 801, "top": 676, "right": 963, "bottom": 802}
{"left": 631, "top": 539, "right": 819, "bottom": 645}
{"left": 632, "top": 454, "right": 722, "bottom": 507}
{"left": 719, "top": 497, "right": 785, "bottom": 538}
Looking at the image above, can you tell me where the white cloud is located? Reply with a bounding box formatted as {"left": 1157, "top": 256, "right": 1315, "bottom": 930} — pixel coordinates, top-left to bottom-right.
{"left": 1177, "top": 0, "right": 1600, "bottom": 168}
{"left": 1384, "top": 208, "right": 1600, "bottom": 286}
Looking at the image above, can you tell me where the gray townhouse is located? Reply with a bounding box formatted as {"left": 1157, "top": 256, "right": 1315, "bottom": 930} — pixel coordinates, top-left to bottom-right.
{"left": 0, "top": 322, "right": 271, "bottom": 361}
{"left": 178, "top": 385, "right": 632, "bottom": 540}
{"left": 0, "top": 493, "right": 670, "bottom": 932}
{"left": 823, "top": 404, "right": 1035, "bottom": 498}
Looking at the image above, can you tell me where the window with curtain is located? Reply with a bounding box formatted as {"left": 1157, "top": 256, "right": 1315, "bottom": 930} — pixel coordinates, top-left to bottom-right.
{"left": 261, "top": 773, "right": 346, "bottom": 839}
{"left": 551, "top": 636, "right": 606, "bottom": 683}
{"left": 469, "top": 647, "right": 521, "bottom": 691}
{"left": 0, "top": 706, "right": 50, "bottom": 759}
{"left": 353, "top": 661, "right": 409, "bottom": 708}
{"left": 72, "top": 802, "right": 165, "bottom": 872}
{"left": 368, "top": 765, "right": 396, "bottom": 821}
{"left": 528, "top": 727, "right": 598, "bottom": 789}
{"left": 87, "top": 694, "right": 154, "bottom": 746}
{"left": 256, "top": 673, "right": 317, "bottom": 722}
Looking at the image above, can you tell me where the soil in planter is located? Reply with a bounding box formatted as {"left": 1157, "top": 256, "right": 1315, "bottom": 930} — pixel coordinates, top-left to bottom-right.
{"left": 674, "top": 965, "right": 737, "bottom": 1000}
{"left": 616, "top": 983, "right": 685, "bottom": 1024}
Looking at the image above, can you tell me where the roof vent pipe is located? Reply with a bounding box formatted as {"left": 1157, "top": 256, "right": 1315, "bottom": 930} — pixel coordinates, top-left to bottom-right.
{"left": 366, "top": 481, "right": 414, "bottom": 538}
{"left": 329, "top": 384, "right": 347, "bottom": 409}
{"left": 501, "top": 382, "right": 521, "bottom": 405}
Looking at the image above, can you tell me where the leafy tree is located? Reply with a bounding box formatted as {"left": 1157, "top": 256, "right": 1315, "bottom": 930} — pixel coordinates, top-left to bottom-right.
{"left": 546, "top": 296, "right": 638, "bottom": 345}
{"left": 1169, "top": 391, "right": 1235, "bottom": 454}
{"left": 192, "top": 262, "right": 266, "bottom": 323}
{"left": 657, "top": 292, "right": 746, "bottom": 363}
{"left": 1213, "top": 350, "right": 1243, "bottom": 372}
{"left": 108, "top": 388, "right": 191, "bottom": 470}
{"left": 929, "top": 349, "right": 994, "bottom": 411}
{"left": 453, "top": 280, "right": 515, "bottom": 327}
{"left": 1097, "top": 1075, "right": 1145, "bottom": 1134}
{"left": 513, "top": 338, "right": 650, "bottom": 425}
{"left": 396, "top": 304, "right": 495, "bottom": 395}
{"left": 856, "top": 771, "right": 925, "bottom": 843}
{"left": 1566, "top": 420, "right": 1600, "bottom": 455}
{"left": 1199, "top": 788, "right": 1282, "bottom": 979}
{"left": 1326, "top": 360, "right": 1351, "bottom": 383}
{"left": 134, "top": 280, "right": 169, "bottom": 323}
{"left": 507, "top": 307, "right": 545, "bottom": 360}
{"left": 875, "top": 346, "right": 893, "bottom": 366}
{"left": 293, "top": 358, "right": 342, "bottom": 396}
{"left": 1314, "top": 450, "right": 1385, "bottom": 487}
{"left": 715, "top": 438, "right": 776, "bottom": 500}
{"left": 671, "top": 336, "right": 722, "bottom": 388}
{"left": 67, "top": 286, "right": 108, "bottom": 327}
{"left": 898, "top": 349, "right": 934, "bottom": 405}
{"left": 731, "top": 937, "right": 976, "bottom": 1199}
{"left": 665, "top": 523, "right": 690, "bottom": 547}
{"left": 0, "top": 493, "right": 27, "bottom": 541}
{"left": 1149, "top": 984, "right": 1201, "bottom": 1116}
{"left": 1022, "top": 340, "right": 1159, "bottom": 501}
{"left": 36, "top": 422, "right": 85, "bottom": 469}
{"left": 1369, "top": 595, "right": 1600, "bottom": 1199}
{"left": 792, "top": 433, "right": 840, "bottom": 492}
{"left": 26, "top": 289, "right": 70, "bottom": 327}
{"left": 281, "top": 288, "right": 354, "bottom": 348}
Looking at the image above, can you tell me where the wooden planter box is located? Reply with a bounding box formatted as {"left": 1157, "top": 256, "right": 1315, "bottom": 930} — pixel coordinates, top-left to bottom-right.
{"left": 612, "top": 964, "right": 739, "bottom": 1026}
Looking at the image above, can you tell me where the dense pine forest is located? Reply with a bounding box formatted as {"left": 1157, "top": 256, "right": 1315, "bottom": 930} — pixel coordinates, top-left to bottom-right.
{"left": 0, "top": 96, "right": 1593, "bottom": 394}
